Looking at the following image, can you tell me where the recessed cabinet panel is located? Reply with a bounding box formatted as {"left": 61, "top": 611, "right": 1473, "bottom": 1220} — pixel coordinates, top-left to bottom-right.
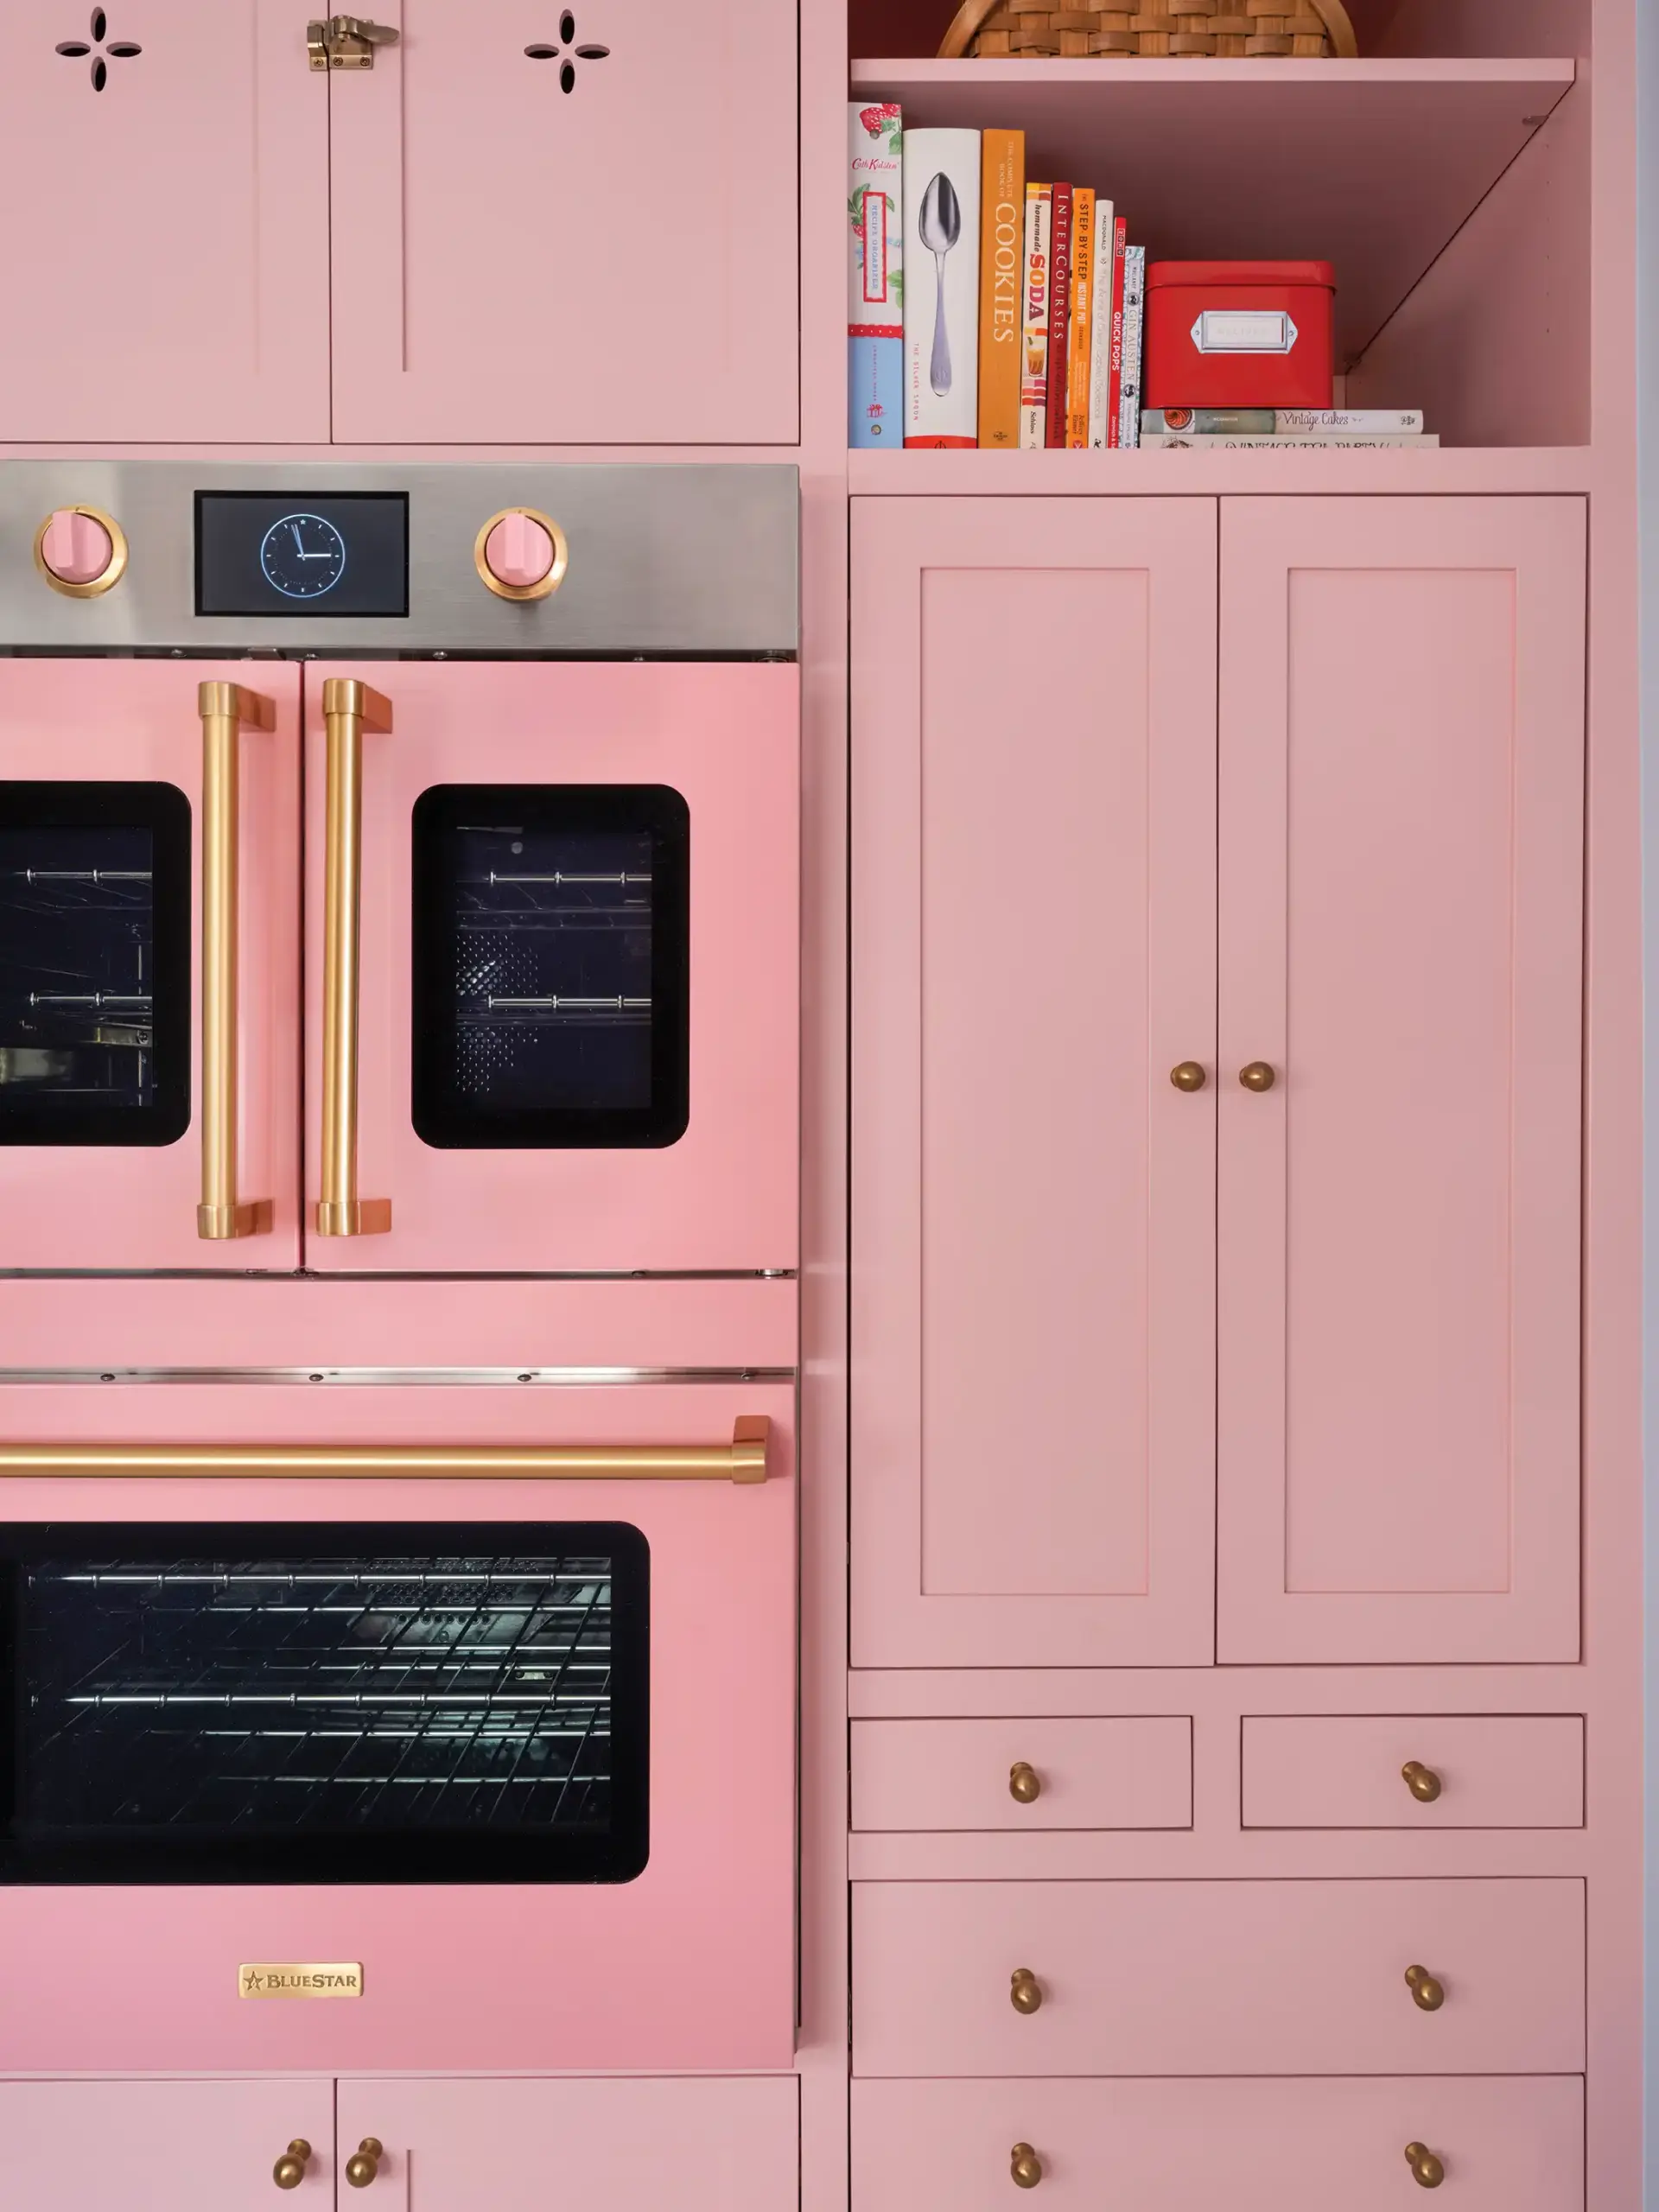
{"left": 0, "top": 2079, "right": 335, "bottom": 2212}
{"left": 327, "top": 1, "right": 798, "bottom": 443}
{"left": 1217, "top": 497, "right": 1585, "bottom": 1665}
{"left": 851, "top": 499, "right": 1217, "bottom": 1669}
{"left": 0, "top": 3, "right": 329, "bottom": 442}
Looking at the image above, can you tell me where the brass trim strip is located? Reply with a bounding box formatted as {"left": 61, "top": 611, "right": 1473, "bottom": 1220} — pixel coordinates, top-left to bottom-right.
{"left": 197, "top": 683, "right": 276, "bottom": 1241}
{"left": 0, "top": 1415, "right": 772, "bottom": 1484}
{"left": 317, "top": 678, "right": 392, "bottom": 1237}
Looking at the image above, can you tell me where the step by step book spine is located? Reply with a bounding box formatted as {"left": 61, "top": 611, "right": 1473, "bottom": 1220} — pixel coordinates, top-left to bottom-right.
{"left": 1020, "top": 183, "right": 1052, "bottom": 450}
{"left": 903, "top": 126, "right": 981, "bottom": 448}
{"left": 1044, "top": 182, "right": 1074, "bottom": 449}
{"left": 848, "top": 103, "right": 904, "bottom": 448}
{"left": 1065, "top": 188, "right": 1095, "bottom": 448}
{"left": 977, "top": 130, "right": 1026, "bottom": 449}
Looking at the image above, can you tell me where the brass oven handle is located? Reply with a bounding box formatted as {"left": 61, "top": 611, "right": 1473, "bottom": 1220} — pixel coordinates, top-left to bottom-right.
{"left": 197, "top": 683, "right": 276, "bottom": 1241}
{"left": 316, "top": 679, "right": 392, "bottom": 1237}
{"left": 345, "top": 2139, "right": 384, "bottom": 2190}
{"left": 0, "top": 1416, "right": 773, "bottom": 1484}
{"left": 1009, "top": 1967, "right": 1043, "bottom": 2014}
{"left": 1009, "top": 2145, "right": 1043, "bottom": 2190}
{"left": 273, "top": 2140, "right": 312, "bottom": 2190}
{"left": 1404, "top": 2143, "right": 1446, "bottom": 2190}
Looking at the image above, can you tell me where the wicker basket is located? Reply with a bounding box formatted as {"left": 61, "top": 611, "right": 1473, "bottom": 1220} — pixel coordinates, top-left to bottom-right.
{"left": 937, "top": 0, "right": 1358, "bottom": 58}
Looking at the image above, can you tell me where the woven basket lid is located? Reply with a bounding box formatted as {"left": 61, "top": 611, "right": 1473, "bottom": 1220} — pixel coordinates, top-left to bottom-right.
{"left": 937, "top": 0, "right": 1355, "bottom": 53}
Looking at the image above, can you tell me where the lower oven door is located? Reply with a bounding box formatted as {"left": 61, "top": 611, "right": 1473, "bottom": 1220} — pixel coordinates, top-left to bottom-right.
{"left": 0, "top": 1381, "right": 795, "bottom": 2073}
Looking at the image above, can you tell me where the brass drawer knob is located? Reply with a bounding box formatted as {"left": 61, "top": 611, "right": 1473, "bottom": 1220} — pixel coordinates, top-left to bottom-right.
{"left": 1405, "top": 1964, "right": 1446, "bottom": 2012}
{"left": 345, "top": 2140, "right": 384, "bottom": 2190}
{"left": 1238, "top": 1060, "right": 1276, "bottom": 1092}
{"left": 1008, "top": 1761, "right": 1042, "bottom": 1804}
{"left": 1402, "top": 1761, "right": 1443, "bottom": 1803}
{"left": 1010, "top": 2144, "right": 1044, "bottom": 2189}
{"left": 1009, "top": 1967, "right": 1043, "bottom": 2014}
{"left": 1169, "top": 1061, "right": 1207, "bottom": 1092}
{"left": 273, "top": 2142, "right": 312, "bottom": 2191}
{"left": 1405, "top": 2143, "right": 1446, "bottom": 2190}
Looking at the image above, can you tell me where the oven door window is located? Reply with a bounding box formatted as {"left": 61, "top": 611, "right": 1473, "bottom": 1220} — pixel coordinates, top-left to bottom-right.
{"left": 410, "top": 784, "right": 690, "bottom": 1149}
{"left": 0, "top": 1522, "right": 648, "bottom": 1885}
{"left": 0, "top": 783, "right": 191, "bottom": 1145}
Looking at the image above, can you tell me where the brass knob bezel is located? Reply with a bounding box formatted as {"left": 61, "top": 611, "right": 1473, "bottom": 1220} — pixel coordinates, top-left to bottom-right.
{"left": 1405, "top": 1963, "right": 1446, "bottom": 2012}
{"left": 1008, "top": 1761, "right": 1042, "bottom": 1804}
{"left": 1010, "top": 2143, "right": 1044, "bottom": 2189}
{"left": 474, "top": 506, "right": 569, "bottom": 602}
{"left": 1405, "top": 2142, "right": 1446, "bottom": 2190}
{"left": 1009, "top": 1967, "right": 1043, "bottom": 2015}
{"left": 1402, "top": 1760, "right": 1443, "bottom": 1803}
{"left": 33, "top": 505, "right": 129, "bottom": 599}
{"left": 273, "top": 2140, "right": 313, "bottom": 2191}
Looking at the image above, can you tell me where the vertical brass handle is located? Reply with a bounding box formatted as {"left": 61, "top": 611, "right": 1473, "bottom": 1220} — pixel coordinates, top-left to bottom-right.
{"left": 1009, "top": 1967, "right": 1043, "bottom": 2014}
{"left": 1402, "top": 1761, "right": 1443, "bottom": 1803}
{"left": 1009, "top": 2145, "right": 1043, "bottom": 2189}
{"left": 316, "top": 679, "right": 392, "bottom": 1236}
{"left": 197, "top": 683, "right": 276, "bottom": 1240}
{"left": 1008, "top": 1762, "right": 1042, "bottom": 1804}
{"left": 345, "top": 2139, "right": 384, "bottom": 2190}
{"left": 273, "top": 2140, "right": 312, "bottom": 2190}
{"left": 1404, "top": 2144, "right": 1445, "bottom": 2190}
{"left": 1405, "top": 1964, "right": 1446, "bottom": 2012}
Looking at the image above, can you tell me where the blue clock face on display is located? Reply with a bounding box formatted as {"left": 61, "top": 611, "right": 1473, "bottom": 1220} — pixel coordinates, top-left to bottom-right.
{"left": 259, "top": 512, "right": 346, "bottom": 600}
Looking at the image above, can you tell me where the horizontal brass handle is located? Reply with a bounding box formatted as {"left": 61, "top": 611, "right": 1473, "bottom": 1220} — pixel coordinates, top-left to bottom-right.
{"left": 1010, "top": 2145, "right": 1043, "bottom": 2190}
{"left": 273, "top": 2141, "right": 312, "bottom": 2191}
{"left": 1008, "top": 1761, "right": 1042, "bottom": 1804}
{"left": 1405, "top": 1964, "right": 1446, "bottom": 2012}
{"left": 1402, "top": 1760, "right": 1443, "bottom": 1803}
{"left": 1009, "top": 1967, "right": 1043, "bottom": 2015}
{"left": 1405, "top": 2143, "right": 1445, "bottom": 2190}
{"left": 0, "top": 1417, "right": 772, "bottom": 1484}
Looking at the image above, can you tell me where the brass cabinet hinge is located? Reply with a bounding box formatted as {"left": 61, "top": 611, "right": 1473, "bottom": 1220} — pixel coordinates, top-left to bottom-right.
{"left": 307, "top": 15, "right": 399, "bottom": 69}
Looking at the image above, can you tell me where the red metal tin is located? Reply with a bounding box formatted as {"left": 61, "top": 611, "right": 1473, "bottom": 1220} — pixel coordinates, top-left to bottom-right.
{"left": 1144, "top": 260, "right": 1336, "bottom": 410}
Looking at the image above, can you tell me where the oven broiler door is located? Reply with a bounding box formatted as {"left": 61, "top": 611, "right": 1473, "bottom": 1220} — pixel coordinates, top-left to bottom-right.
{"left": 302, "top": 660, "right": 798, "bottom": 1273}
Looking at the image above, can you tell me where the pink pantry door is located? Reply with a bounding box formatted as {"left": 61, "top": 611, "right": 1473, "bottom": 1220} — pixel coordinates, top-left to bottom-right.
{"left": 0, "top": 662, "right": 302, "bottom": 1270}
{"left": 0, "top": 3, "right": 328, "bottom": 442}
{"left": 850, "top": 498, "right": 1218, "bottom": 1669}
{"left": 301, "top": 661, "right": 798, "bottom": 1273}
{"left": 327, "top": 0, "right": 798, "bottom": 443}
{"left": 1217, "top": 496, "right": 1586, "bottom": 1663}
{"left": 0, "top": 2079, "right": 334, "bottom": 2212}
{"left": 335, "top": 2077, "right": 799, "bottom": 2212}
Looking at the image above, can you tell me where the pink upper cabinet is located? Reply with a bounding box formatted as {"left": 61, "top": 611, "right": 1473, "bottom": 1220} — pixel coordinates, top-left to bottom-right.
{"left": 850, "top": 497, "right": 1218, "bottom": 1669}
{"left": 1217, "top": 496, "right": 1586, "bottom": 1665}
{"left": 327, "top": 0, "right": 799, "bottom": 444}
{"left": 0, "top": 3, "right": 329, "bottom": 442}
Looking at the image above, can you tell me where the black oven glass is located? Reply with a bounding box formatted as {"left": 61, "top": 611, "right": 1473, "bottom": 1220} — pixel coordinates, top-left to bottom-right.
{"left": 0, "top": 1522, "right": 648, "bottom": 1885}
{"left": 411, "top": 784, "right": 690, "bottom": 1149}
{"left": 0, "top": 783, "right": 191, "bottom": 1145}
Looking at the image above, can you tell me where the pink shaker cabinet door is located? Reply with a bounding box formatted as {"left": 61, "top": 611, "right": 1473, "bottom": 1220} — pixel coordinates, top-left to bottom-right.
{"left": 302, "top": 661, "right": 798, "bottom": 1274}
{"left": 0, "top": 661, "right": 302, "bottom": 1272}
{"left": 327, "top": 0, "right": 798, "bottom": 443}
{"left": 335, "top": 2077, "right": 799, "bottom": 2212}
{"left": 0, "top": 2079, "right": 335, "bottom": 2212}
{"left": 0, "top": 3, "right": 328, "bottom": 442}
{"left": 851, "top": 498, "right": 1218, "bottom": 1669}
{"left": 1217, "top": 497, "right": 1586, "bottom": 1664}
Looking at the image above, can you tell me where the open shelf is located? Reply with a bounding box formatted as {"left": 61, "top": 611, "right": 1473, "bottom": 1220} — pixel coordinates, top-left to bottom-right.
{"left": 849, "top": 57, "right": 1574, "bottom": 365}
{"left": 848, "top": 445, "right": 1593, "bottom": 494}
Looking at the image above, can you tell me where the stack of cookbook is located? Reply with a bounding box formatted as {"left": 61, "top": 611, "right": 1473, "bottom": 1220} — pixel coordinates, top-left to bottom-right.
{"left": 848, "top": 105, "right": 1147, "bottom": 449}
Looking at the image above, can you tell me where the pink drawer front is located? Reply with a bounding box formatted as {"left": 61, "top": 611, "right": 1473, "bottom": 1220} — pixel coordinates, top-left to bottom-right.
{"left": 853, "top": 2077, "right": 1584, "bottom": 2212}
{"left": 853, "top": 1879, "right": 1583, "bottom": 2076}
{"left": 852, "top": 1719, "right": 1192, "bottom": 1832}
{"left": 0, "top": 2079, "right": 336, "bottom": 2212}
{"left": 1242, "top": 1715, "right": 1585, "bottom": 1827}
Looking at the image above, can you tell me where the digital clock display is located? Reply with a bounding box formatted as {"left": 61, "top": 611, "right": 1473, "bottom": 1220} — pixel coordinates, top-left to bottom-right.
{"left": 195, "top": 492, "right": 409, "bottom": 618}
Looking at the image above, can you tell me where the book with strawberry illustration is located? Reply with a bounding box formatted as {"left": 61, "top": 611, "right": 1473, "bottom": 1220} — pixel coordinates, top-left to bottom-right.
{"left": 849, "top": 103, "right": 904, "bottom": 448}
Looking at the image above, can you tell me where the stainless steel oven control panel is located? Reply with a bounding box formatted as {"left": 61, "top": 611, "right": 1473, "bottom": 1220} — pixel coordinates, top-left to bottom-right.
{"left": 0, "top": 462, "right": 798, "bottom": 655}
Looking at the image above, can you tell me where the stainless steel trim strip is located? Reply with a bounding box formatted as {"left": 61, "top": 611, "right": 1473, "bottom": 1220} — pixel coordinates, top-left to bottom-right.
{"left": 0, "top": 1366, "right": 795, "bottom": 1386}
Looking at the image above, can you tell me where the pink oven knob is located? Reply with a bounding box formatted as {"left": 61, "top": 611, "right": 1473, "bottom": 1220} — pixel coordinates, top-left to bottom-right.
{"left": 476, "top": 507, "right": 566, "bottom": 600}
{"left": 41, "top": 507, "right": 114, "bottom": 585}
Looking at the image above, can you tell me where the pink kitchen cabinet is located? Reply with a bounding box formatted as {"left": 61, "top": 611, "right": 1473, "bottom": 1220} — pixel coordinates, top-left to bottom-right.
{"left": 1217, "top": 497, "right": 1586, "bottom": 1666}
{"left": 0, "top": 2078, "right": 335, "bottom": 2212}
{"left": 327, "top": 0, "right": 799, "bottom": 445}
{"left": 334, "top": 2076, "right": 800, "bottom": 2212}
{"left": 850, "top": 498, "right": 1219, "bottom": 1670}
{"left": 0, "top": 3, "right": 329, "bottom": 443}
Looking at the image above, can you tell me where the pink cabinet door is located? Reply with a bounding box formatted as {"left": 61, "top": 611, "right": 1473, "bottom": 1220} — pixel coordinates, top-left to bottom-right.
{"left": 335, "top": 2077, "right": 798, "bottom": 2212}
{"left": 0, "top": 2079, "right": 334, "bottom": 2212}
{"left": 0, "top": 661, "right": 302, "bottom": 1271}
{"left": 851, "top": 497, "right": 1217, "bottom": 1669}
{"left": 327, "top": 1, "right": 798, "bottom": 444}
{"left": 300, "top": 660, "right": 797, "bottom": 1274}
{"left": 0, "top": 4, "right": 328, "bottom": 442}
{"left": 1217, "top": 497, "right": 1586, "bottom": 1664}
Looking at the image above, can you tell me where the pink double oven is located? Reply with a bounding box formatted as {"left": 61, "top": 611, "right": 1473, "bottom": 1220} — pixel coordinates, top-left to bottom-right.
{"left": 0, "top": 462, "right": 801, "bottom": 2075}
